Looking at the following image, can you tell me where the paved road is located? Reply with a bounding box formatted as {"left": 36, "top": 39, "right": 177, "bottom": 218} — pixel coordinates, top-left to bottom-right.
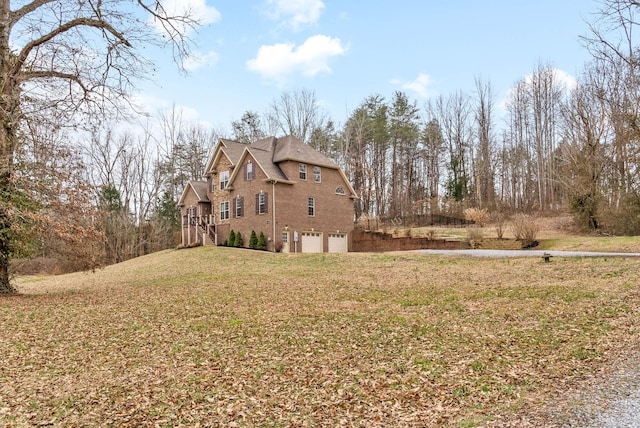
{"left": 415, "top": 249, "right": 640, "bottom": 258}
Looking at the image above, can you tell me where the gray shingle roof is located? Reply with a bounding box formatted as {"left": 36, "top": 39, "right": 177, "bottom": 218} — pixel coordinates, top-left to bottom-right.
{"left": 178, "top": 180, "right": 209, "bottom": 206}
{"left": 272, "top": 135, "right": 338, "bottom": 169}
{"left": 190, "top": 181, "right": 209, "bottom": 201}
{"left": 219, "top": 139, "right": 247, "bottom": 165}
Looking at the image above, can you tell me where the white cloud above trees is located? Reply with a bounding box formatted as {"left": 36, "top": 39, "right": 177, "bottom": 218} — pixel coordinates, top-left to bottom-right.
{"left": 150, "top": 0, "right": 221, "bottom": 35}
{"left": 183, "top": 51, "right": 219, "bottom": 72}
{"left": 392, "top": 73, "right": 435, "bottom": 99}
{"left": 266, "top": 0, "right": 325, "bottom": 30}
{"left": 247, "top": 35, "right": 347, "bottom": 84}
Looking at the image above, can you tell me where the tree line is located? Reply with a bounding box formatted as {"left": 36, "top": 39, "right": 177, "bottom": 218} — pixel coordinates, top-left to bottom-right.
{"left": 1, "top": 0, "right": 639, "bottom": 292}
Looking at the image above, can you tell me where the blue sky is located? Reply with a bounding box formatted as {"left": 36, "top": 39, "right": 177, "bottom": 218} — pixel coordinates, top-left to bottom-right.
{"left": 137, "top": 0, "right": 600, "bottom": 131}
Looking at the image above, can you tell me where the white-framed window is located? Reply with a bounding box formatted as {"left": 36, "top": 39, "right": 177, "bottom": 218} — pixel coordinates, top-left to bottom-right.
{"left": 220, "top": 201, "right": 230, "bottom": 221}
{"left": 234, "top": 196, "right": 244, "bottom": 218}
{"left": 187, "top": 206, "right": 196, "bottom": 225}
{"left": 313, "top": 166, "right": 321, "bottom": 183}
{"left": 308, "top": 197, "right": 315, "bottom": 216}
{"left": 257, "top": 192, "right": 268, "bottom": 215}
{"left": 299, "top": 163, "right": 307, "bottom": 180}
{"left": 335, "top": 186, "right": 346, "bottom": 195}
{"left": 220, "top": 171, "right": 230, "bottom": 190}
{"left": 246, "top": 162, "right": 254, "bottom": 180}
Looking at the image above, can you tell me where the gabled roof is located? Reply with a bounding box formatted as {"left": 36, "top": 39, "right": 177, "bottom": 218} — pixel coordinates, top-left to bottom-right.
{"left": 204, "top": 139, "right": 247, "bottom": 176}
{"left": 227, "top": 147, "right": 293, "bottom": 187}
{"left": 205, "top": 135, "right": 358, "bottom": 198}
{"left": 178, "top": 181, "right": 209, "bottom": 207}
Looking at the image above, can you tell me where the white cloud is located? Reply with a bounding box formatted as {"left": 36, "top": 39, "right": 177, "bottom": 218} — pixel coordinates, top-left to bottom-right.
{"left": 131, "top": 93, "right": 173, "bottom": 116}
{"left": 392, "top": 73, "right": 434, "bottom": 99}
{"left": 267, "top": 0, "right": 325, "bottom": 30}
{"left": 183, "top": 50, "right": 219, "bottom": 72}
{"left": 551, "top": 69, "right": 578, "bottom": 92}
{"left": 247, "top": 35, "right": 347, "bottom": 84}
{"left": 502, "top": 68, "right": 578, "bottom": 107}
{"left": 519, "top": 68, "right": 578, "bottom": 92}
{"left": 150, "top": 0, "right": 221, "bottom": 35}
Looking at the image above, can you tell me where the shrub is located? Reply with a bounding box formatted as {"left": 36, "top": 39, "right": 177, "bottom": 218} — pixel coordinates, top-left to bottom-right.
{"left": 491, "top": 211, "right": 508, "bottom": 239}
{"left": 234, "top": 231, "right": 243, "bottom": 247}
{"left": 249, "top": 230, "right": 258, "bottom": 249}
{"left": 511, "top": 213, "right": 539, "bottom": 247}
{"left": 466, "top": 226, "right": 484, "bottom": 242}
{"left": 257, "top": 232, "right": 267, "bottom": 250}
{"left": 228, "top": 230, "right": 236, "bottom": 247}
{"left": 464, "top": 208, "right": 489, "bottom": 227}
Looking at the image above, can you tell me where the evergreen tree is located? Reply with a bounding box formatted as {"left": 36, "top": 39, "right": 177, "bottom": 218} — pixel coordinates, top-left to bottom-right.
{"left": 234, "top": 231, "right": 243, "bottom": 247}
{"left": 257, "top": 232, "right": 267, "bottom": 250}
{"left": 249, "top": 230, "right": 258, "bottom": 249}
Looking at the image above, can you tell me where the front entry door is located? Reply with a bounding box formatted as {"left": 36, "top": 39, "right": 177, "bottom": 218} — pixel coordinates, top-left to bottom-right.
{"left": 281, "top": 231, "right": 290, "bottom": 253}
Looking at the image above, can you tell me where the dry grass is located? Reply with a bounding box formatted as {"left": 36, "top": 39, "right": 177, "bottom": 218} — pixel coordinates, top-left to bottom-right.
{"left": 2, "top": 247, "right": 640, "bottom": 427}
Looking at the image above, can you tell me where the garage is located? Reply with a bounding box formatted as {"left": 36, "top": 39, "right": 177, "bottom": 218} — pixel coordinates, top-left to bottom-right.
{"left": 328, "top": 233, "right": 348, "bottom": 253}
{"left": 301, "top": 231, "right": 323, "bottom": 253}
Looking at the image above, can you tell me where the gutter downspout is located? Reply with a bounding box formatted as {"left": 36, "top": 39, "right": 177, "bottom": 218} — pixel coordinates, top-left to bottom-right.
{"left": 272, "top": 180, "right": 276, "bottom": 252}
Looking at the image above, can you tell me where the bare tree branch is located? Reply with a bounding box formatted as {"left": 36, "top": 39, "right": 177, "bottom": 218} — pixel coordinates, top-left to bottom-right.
{"left": 9, "top": 0, "right": 56, "bottom": 27}
{"left": 13, "top": 17, "right": 131, "bottom": 77}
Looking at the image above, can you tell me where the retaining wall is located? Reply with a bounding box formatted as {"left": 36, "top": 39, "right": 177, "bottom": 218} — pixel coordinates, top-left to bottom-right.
{"left": 351, "top": 230, "right": 468, "bottom": 252}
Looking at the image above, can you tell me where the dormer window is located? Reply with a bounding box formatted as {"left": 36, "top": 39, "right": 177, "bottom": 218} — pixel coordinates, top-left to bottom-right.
{"left": 299, "top": 163, "right": 307, "bottom": 180}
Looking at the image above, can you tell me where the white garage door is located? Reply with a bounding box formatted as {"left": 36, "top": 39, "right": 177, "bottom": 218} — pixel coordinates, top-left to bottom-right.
{"left": 328, "top": 233, "right": 348, "bottom": 253}
{"left": 301, "top": 231, "right": 323, "bottom": 253}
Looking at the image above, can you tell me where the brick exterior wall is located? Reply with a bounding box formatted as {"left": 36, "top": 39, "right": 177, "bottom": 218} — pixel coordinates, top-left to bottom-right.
{"left": 197, "top": 152, "right": 355, "bottom": 252}
{"left": 273, "top": 160, "right": 354, "bottom": 252}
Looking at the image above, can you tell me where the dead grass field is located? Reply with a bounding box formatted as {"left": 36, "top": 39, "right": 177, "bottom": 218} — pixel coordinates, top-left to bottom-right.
{"left": 2, "top": 243, "right": 640, "bottom": 427}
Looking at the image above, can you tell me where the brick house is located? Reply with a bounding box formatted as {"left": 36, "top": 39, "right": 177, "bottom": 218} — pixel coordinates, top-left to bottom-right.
{"left": 178, "top": 135, "right": 358, "bottom": 252}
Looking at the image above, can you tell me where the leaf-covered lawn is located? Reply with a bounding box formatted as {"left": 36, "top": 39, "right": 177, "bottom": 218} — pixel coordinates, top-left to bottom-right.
{"left": 2, "top": 248, "right": 640, "bottom": 427}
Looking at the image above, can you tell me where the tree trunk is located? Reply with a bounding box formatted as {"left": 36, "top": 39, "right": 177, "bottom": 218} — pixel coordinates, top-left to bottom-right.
{"left": 0, "top": 172, "right": 17, "bottom": 294}
{"left": 0, "top": 7, "right": 20, "bottom": 293}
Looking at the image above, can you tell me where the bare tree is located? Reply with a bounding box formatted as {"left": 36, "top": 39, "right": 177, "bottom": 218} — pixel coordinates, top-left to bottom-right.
{"left": 578, "top": 1, "right": 640, "bottom": 232}
{"left": 582, "top": 0, "right": 640, "bottom": 68}
{"left": 473, "top": 77, "right": 496, "bottom": 209}
{"left": 16, "top": 120, "right": 102, "bottom": 272}
{"left": 0, "top": 0, "right": 203, "bottom": 293}
{"left": 267, "top": 89, "right": 327, "bottom": 143}
{"left": 231, "top": 110, "right": 266, "bottom": 144}
{"left": 428, "top": 93, "right": 473, "bottom": 212}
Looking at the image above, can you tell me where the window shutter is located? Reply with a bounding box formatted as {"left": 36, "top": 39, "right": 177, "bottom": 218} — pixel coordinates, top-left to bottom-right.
{"left": 239, "top": 197, "right": 244, "bottom": 217}
{"left": 232, "top": 197, "right": 237, "bottom": 218}
{"left": 264, "top": 193, "right": 268, "bottom": 213}
{"left": 255, "top": 194, "right": 259, "bottom": 215}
